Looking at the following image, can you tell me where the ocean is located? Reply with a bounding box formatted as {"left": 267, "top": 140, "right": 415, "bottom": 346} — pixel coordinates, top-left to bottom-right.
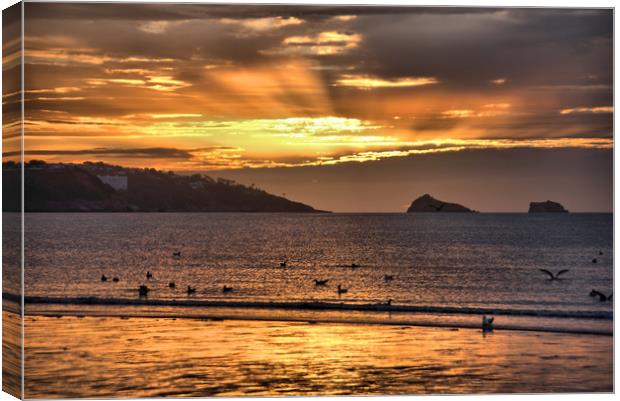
{"left": 22, "top": 213, "right": 613, "bottom": 321}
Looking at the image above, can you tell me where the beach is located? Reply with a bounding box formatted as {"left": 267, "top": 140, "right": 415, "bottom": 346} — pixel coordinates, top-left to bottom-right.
{"left": 21, "top": 311, "right": 612, "bottom": 398}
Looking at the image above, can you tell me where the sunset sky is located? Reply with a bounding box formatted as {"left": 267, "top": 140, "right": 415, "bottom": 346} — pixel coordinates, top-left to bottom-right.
{"left": 2, "top": 4, "right": 613, "bottom": 212}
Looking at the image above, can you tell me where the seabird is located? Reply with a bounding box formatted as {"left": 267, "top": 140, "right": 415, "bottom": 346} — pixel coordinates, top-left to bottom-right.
{"left": 222, "top": 285, "right": 233, "bottom": 293}
{"left": 386, "top": 299, "right": 393, "bottom": 306}
{"left": 350, "top": 263, "right": 359, "bottom": 268}
{"left": 280, "top": 261, "right": 287, "bottom": 267}
{"left": 314, "top": 279, "right": 329, "bottom": 286}
{"left": 592, "top": 258, "right": 598, "bottom": 264}
{"left": 539, "top": 269, "right": 569, "bottom": 280}
{"left": 112, "top": 277, "right": 119, "bottom": 282}
{"left": 187, "top": 285, "right": 197, "bottom": 294}
{"left": 168, "top": 282, "right": 176, "bottom": 288}
{"left": 337, "top": 285, "right": 348, "bottom": 295}
{"left": 101, "top": 275, "right": 108, "bottom": 282}
{"left": 384, "top": 275, "right": 394, "bottom": 282}
{"left": 146, "top": 271, "right": 153, "bottom": 279}
{"left": 482, "top": 315, "right": 494, "bottom": 332}
{"left": 590, "top": 289, "right": 612, "bottom": 302}
{"left": 138, "top": 285, "right": 149, "bottom": 296}
{"left": 173, "top": 251, "right": 181, "bottom": 257}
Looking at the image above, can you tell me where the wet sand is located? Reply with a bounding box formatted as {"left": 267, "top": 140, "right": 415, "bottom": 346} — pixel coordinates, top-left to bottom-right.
{"left": 21, "top": 312, "right": 612, "bottom": 398}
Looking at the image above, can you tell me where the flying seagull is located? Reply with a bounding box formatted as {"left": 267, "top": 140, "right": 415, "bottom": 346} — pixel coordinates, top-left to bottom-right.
{"left": 539, "top": 269, "right": 569, "bottom": 280}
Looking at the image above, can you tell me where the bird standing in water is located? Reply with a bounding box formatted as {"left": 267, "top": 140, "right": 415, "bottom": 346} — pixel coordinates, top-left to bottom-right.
{"left": 482, "top": 316, "right": 494, "bottom": 332}
{"left": 590, "top": 289, "right": 612, "bottom": 302}
{"left": 138, "top": 285, "right": 149, "bottom": 296}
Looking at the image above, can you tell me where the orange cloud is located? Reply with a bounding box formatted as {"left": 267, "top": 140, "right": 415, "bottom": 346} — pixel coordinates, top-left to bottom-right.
{"left": 220, "top": 16, "right": 304, "bottom": 32}
{"left": 332, "top": 15, "right": 357, "bottom": 22}
{"left": 560, "top": 106, "right": 613, "bottom": 115}
{"left": 333, "top": 75, "right": 438, "bottom": 89}
{"left": 273, "top": 31, "right": 362, "bottom": 55}
{"left": 85, "top": 75, "right": 190, "bottom": 92}
{"left": 137, "top": 20, "right": 187, "bottom": 34}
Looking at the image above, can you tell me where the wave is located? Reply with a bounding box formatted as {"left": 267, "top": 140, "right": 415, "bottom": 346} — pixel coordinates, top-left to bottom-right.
{"left": 7, "top": 293, "right": 613, "bottom": 320}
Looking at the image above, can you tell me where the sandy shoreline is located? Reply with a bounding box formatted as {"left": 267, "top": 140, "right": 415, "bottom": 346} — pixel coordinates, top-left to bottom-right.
{"left": 18, "top": 311, "right": 613, "bottom": 398}
{"left": 23, "top": 306, "right": 614, "bottom": 336}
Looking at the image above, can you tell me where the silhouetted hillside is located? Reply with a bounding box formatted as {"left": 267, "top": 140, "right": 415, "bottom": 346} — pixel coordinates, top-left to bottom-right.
{"left": 2, "top": 161, "right": 326, "bottom": 213}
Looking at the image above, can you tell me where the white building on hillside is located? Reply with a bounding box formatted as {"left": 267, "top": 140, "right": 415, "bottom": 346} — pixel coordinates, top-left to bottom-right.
{"left": 97, "top": 175, "right": 128, "bottom": 191}
{"left": 190, "top": 181, "right": 205, "bottom": 190}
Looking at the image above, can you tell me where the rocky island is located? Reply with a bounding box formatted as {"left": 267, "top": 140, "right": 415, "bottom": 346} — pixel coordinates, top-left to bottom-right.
{"left": 528, "top": 200, "right": 568, "bottom": 213}
{"left": 406, "top": 194, "right": 476, "bottom": 213}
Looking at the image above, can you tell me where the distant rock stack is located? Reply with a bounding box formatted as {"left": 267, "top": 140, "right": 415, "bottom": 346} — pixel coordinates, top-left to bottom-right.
{"left": 406, "top": 194, "right": 476, "bottom": 213}
{"left": 528, "top": 200, "right": 568, "bottom": 213}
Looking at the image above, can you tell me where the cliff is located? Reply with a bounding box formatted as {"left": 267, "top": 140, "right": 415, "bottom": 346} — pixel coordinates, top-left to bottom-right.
{"left": 528, "top": 200, "right": 568, "bottom": 213}
{"left": 2, "top": 161, "right": 326, "bottom": 213}
{"left": 406, "top": 194, "right": 475, "bottom": 213}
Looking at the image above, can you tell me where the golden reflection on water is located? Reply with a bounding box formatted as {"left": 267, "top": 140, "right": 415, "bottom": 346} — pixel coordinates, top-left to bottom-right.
{"left": 23, "top": 314, "right": 612, "bottom": 398}
{"left": 3, "top": 311, "right": 22, "bottom": 398}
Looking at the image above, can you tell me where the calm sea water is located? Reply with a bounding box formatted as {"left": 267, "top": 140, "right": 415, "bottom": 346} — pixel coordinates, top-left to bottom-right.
{"left": 21, "top": 213, "right": 612, "bottom": 323}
